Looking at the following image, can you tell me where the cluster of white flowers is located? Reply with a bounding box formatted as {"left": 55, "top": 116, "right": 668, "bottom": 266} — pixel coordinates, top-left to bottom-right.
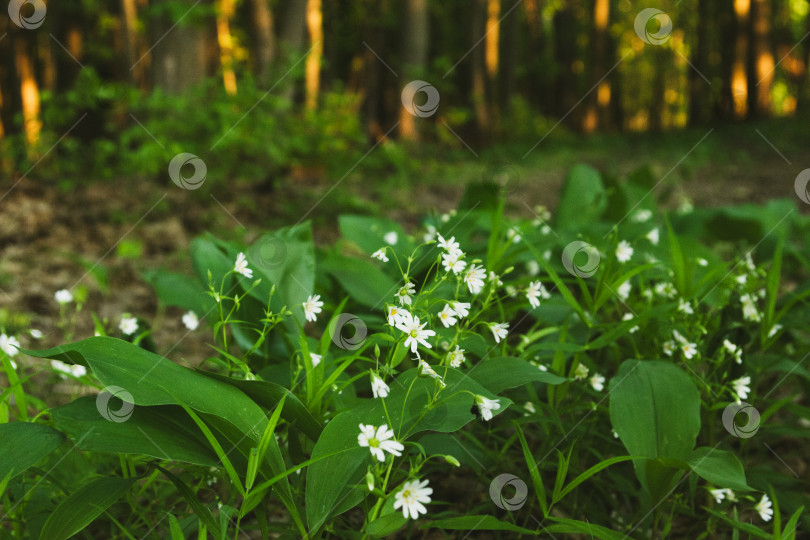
{"left": 663, "top": 330, "right": 698, "bottom": 360}
{"left": 723, "top": 339, "right": 742, "bottom": 364}
{"left": 438, "top": 234, "right": 467, "bottom": 275}
{"left": 709, "top": 487, "right": 737, "bottom": 504}
{"left": 739, "top": 293, "right": 761, "bottom": 322}
{"left": 51, "top": 359, "right": 87, "bottom": 378}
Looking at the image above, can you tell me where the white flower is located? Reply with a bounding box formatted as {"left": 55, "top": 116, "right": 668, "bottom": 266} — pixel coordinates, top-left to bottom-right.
{"left": 574, "top": 364, "right": 589, "bottom": 380}
{"left": 50, "top": 359, "right": 85, "bottom": 378}
{"left": 646, "top": 228, "right": 660, "bottom": 245}
{"left": 371, "top": 248, "right": 389, "bottom": 262}
{"left": 54, "top": 289, "right": 73, "bottom": 304}
{"left": 451, "top": 302, "right": 470, "bottom": 319}
{"left": 437, "top": 305, "right": 457, "bottom": 328}
{"left": 29, "top": 329, "right": 43, "bottom": 339}
{"left": 735, "top": 275, "right": 747, "bottom": 285}
{"left": 488, "top": 271, "right": 503, "bottom": 288}
{"left": 744, "top": 253, "right": 756, "bottom": 273}
{"left": 526, "top": 281, "right": 551, "bottom": 309}
{"left": 119, "top": 316, "right": 139, "bottom": 336}
{"left": 357, "top": 424, "right": 404, "bottom": 462}
{"left": 386, "top": 305, "right": 405, "bottom": 326}
{"left": 540, "top": 225, "right": 551, "bottom": 236}
{"left": 423, "top": 224, "right": 437, "bottom": 242}
{"left": 526, "top": 260, "right": 540, "bottom": 276}
{"left": 740, "top": 294, "right": 761, "bottom": 322}
{"left": 234, "top": 252, "right": 253, "bottom": 278}
{"left": 697, "top": 258, "right": 708, "bottom": 266}
{"left": 755, "top": 494, "right": 773, "bottom": 522}
{"left": 506, "top": 227, "right": 521, "bottom": 243}
{"left": 383, "top": 231, "right": 398, "bottom": 245}
{"left": 437, "top": 234, "right": 461, "bottom": 255}
{"left": 621, "top": 313, "right": 639, "bottom": 333}
{"left": 310, "top": 353, "right": 322, "bottom": 367}
{"left": 464, "top": 265, "right": 486, "bottom": 294}
{"left": 395, "top": 312, "right": 436, "bottom": 354}
{"left": 523, "top": 402, "right": 536, "bottom": 415}
{"left": 302, "top": 295, "right": 324, "bottom": 322}
{"left": 418, "top": 358, "right": 446, "bottom": 387}
{"left": 447, "top": 346, "right": 465, "bottom": 368}
{"left": 672, "top": 329, "right": 688, "bottom": 344}
{"left": 617, "top": 281, "right": 631, "bottom": 301}
{"left": 589, "top": 373, "right": 606, "bottom": 392}
{"left": 662, "top": 340, "right": 676, "bottom": 356}
{"left": 182, "top": 311, "right": 199, "bottom": 331}
{"left": 70, "top": 364, "right": 87, "bottom": 377}
{"left": 615, "top": 241, "right": 634, "bottom": 263}
{"left": 632, "top": 209, "right": 653, "bottom": 223}
{"left": 682, "top": 342, "right": 698, "bottom": 360}
{"left": 393, "top": 479, "right": 432, "bottom": 520}
{"left": 723, "top": 339, "right": 742, "bottom": 364}
{"left": 441, "top": 252, "right": 467, "bottom": 274}
{"left": 474, "top": 395, "right": 501, "bottom": 421}
{"left": 370, "top": 373, "right": 389, "bottom": 398}
{"left": 0, "top": 334, "right": 20, "bottom": 357}
{"left": 655, "top": 282, "right": 677, "bottom": 298}
{"left": 768, "top": 324, "right": 782, "bottom": 338}
{"left": 710, "top": 488, "right": 736, "bottom": 504}
{"left": 489, "top": 322, "right": 509, "bottom": 343}
{"left": 397, "top": 282, "right": 416, "bottom": 306}
{"left": 678, "top": 299, "right": 694, "bottom": 315}
{"left": 731, "top": 376, "right": 751, "bottom": 401}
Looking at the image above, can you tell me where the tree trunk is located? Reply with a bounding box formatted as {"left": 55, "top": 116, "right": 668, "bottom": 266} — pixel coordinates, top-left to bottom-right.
{"left": 749, "top": 0, "right": 773, "bottom": 116}
{"left": 216, "top": 0, "right": 238, "bottom": 94}
{"left": 499, "top": 0, "right": 518, "bottom": 112}
{"left": 484, "top": 0, "right": 500, "bottom": 129}
{"left": 278, "top": 0, "right": 307, "bottom": 102}
{"left": 151, "top": 0, "right": 208, "bottom": 94}
{"left": 731, "top": 0, "right": 750, "bottom": 119}
{"left": 583, "top": 0, "right": 610, "bottom": 132}
{"left": 472, "top": 0, "right": 490, "bottom": 138}
{"left": 688, "top": 0, "right": 711, "bottom": 124}
{"left": 552, "top": 7, "right": 577, "bottom": 120}
{"left": 399, "top": 0, "right": 429, "bottom": 141}
{"left": 14, "top": 32, "right": 42, "bottom": 150}
{"left": 249, "top": 0, "right": 276, "bottom": 84}
{"left": 121, "top": 0, "right": 142, "bottom": 86}
{"left": 304, "top": 0, "right": 323, "bottom": 110}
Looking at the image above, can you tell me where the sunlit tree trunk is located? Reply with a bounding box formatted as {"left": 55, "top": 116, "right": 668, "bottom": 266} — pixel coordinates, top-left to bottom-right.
{"left": 399, "top": 0, "right": 429, "bottom": 140}
{"left": 216, "top": 0, "right": 238, "bottom": 95}
{"left": 750, "top": 0, "right": 773, "bottom": 116}
{"left": 250, "top": 0, "right": 276, "bottom": 84}
{"left": 304, "top": 0, "right": 323, "bottom": 110}
{"left": 121, "top": 0, "right": 141, "bottom": 86}
{"left": 14, "top": 34, "right": 41, "bottom": 149}
{"left": 731, "top": 0, "right": 750, "bottom": 118}
{"left": 689, "top": 0, "right": 711, "bottom": 124}
{"left": 484, "top": 0, "right": 500, "bottom": 129}
{"left": 472, "top": 0, "right": 490, "bottom": 137}
{"left": 583, "top": 0, "right": 610, "bottom": 132}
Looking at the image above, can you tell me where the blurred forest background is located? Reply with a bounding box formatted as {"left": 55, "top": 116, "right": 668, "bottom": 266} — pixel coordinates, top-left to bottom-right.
{"left": 1, "top": 0, "right": 809, "bottom": 187}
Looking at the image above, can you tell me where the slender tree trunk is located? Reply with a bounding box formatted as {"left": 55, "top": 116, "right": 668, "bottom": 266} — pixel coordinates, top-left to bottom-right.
{"left": 689, "top": 0, "right": 711, "bottom": 124}
{"left": 216, "top": 0, "right": 238, "bottom": 94}
{"left": 304, "top": 0, "right": 323, "bottom": 110}
{"left": 583, "top": 0, "right": 610, "bottom": 132}
{"left": 151, "top": 0, "right": 208, "bottom": 94}
{"left": 499, "top": 0, "right": 518, "bottom": 112}
{"left": 472, "top": 0, "right": 490, "bottom": 137}
{"left": 731, "top": 0, "right": 750, "bottom": 119}
{"left": 249, "top": 0, "right": 276, "bottom": 84}
{"left": 484, "top": 0, "right": 501, "bottom": 129}
{"left": 399, "top": 0, "right": 429, "bottom": 140}
{"left": 14, "top": 33, "right": 42, "bottom": 150}
{"left": 278, "top": 0, "right": 307, "bottom": 102}
{"left": 750, "top": 0, "right": 773, "bottom": 116}
{"left": 121, "top": 0, "right": 140, "bottom": 85}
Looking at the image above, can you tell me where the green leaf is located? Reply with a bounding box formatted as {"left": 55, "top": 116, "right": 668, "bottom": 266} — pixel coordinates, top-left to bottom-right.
{"left": 338, "top": 215, "right": 409, "bottom": 256}
{"left": 543, "top": 517, "right": 629, "bottom": 539}
{"left": 190, "top": 235, "right": 234, "bottom": 288}
{"left": 50, "top": 397, "right": 219, "bottom": 466}
{"left": 305, "top": 367, "right": 508, "bottom": 532}
{"left": 468, "top": 357, "right": 566, "bottom": 393}
{"left": 687, "top": 447, "right": 751, "bottom": 492}
{"left": 609, "top": 360, "right": 700, "bottom": 499}
{"left": 703, "top": 508, "right": 771, "bottom": 538}
{"left": 555, "top": 164, "right": 607, "bottom": 232}
{"left": 143, "top": 269, "right": 211, "bottom": 314}
{"left": 420, "top": 515, "right": 536, "bottom": 535}
{"left": 0, "top": 423, "right": 65, "bottom": 482}
{"left": 555, "top": 455, "right": 635, "bottom": 502}
{"left": 157, "top": 465, "right": 222, "bottom": 537}
{"left": 321, "top": 253, "right": 398, "bottom": 308}
{"left": 514, "top": 421, "right": 548, "bottom": 517}
{"left": 39, "top": 476, "right": 134, "bottom": 540}
{"left": 366, "top": 511, "right": 408, "bottom": 538}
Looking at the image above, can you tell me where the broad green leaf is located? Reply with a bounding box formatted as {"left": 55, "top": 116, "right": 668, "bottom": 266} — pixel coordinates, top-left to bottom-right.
{"left": 468, "top": 357, "right": 566, "bottom": 394}
{"left": 0, "top": 423, "right": 65, "bottom": 482}
{"left": 39, "top": 476, "right": 134, "bottom": 540}
{"left": 143, "top": 268, "right": 211, "bottom": 314}
{"left": 687, "top": 447, "right": 751, "bottom": 492}
{"left": 305, "top": 367, "right": 509, "bottom": 532}
{"left": 190, "top": 235, "right": 234, "bottom": 288}
{"left": 366, "top": 510, "right": 408, "bottom": 538}
{"left": 338, "top": 215, "right": 409, "bottom": 257}
{"left": 50, "top": 397, "right": 219, "bottom": 466}
{"left": 555, "top": 164, "right": 607, "bottom": 232}
{"left": 420, "top": 515, "right": 536, "bottom": 535}
{"left": 609, "top": 360, "right": 700, "bottom": 499}
{"left": 321, "top": 253, "right": 398, "bottom": 308}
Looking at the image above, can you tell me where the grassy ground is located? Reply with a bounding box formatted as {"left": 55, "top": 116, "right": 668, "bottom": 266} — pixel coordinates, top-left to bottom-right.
{"left": 1, "top": 114, "right": 806, "bottom": 382}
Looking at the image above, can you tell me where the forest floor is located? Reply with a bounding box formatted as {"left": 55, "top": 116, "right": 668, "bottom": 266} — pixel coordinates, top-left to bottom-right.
{"left": 2, "top": 115, "right": 807, "bottom": 396}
